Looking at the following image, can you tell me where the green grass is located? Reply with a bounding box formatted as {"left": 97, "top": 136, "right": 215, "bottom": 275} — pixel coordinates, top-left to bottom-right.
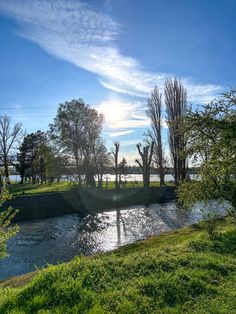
{"left": 8, "top": 182, "right": 74, "bottom": 196}
{"left": 0, "top": 217, "right": 235, "bottom": 313}
{"left": 8, "top": 181, "right": 175, "bottom": 196}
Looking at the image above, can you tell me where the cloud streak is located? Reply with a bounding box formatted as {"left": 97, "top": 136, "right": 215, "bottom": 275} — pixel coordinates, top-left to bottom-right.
{"left": 0, "top": 0, "right": 221, "bottom": 104}
{"left": 107, "top": 130, "right": 134, "bottom": 137}
{"left": 96, "top": 99, "right": 149, "bottom": 137}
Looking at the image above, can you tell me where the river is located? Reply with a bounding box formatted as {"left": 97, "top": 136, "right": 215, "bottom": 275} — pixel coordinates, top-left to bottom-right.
{"left": 0, "top": 201, "right": 227, "bottom": 280}
{"left": 9, "top": 173, "right": 197, "bottom": 183}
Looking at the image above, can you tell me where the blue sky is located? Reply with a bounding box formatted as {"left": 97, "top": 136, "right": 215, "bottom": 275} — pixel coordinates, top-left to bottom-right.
{"left": 0, "top": 0, "right": 235, "bottom": 163}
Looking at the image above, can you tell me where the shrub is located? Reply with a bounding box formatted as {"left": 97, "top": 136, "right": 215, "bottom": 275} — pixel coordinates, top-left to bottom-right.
{"left": 0, "top": 186, "right": 19, "bottom": 259}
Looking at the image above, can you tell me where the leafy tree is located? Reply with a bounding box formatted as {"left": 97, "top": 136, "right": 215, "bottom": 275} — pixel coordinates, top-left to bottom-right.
{"left": 92, "top": 139, "right": 111, "bottom": 189}
{"left": 16, "top": 139, "right": 31, "bottom": 184}
{"left": 16, "top": 131, "right": 46, "bottom": 184}
{"left": 118, "top": 157, "right": 128, "bottom": 187}
{"left": 0, "top": 186, "right": 18, "bottom": 259}
{"left": 25, "top": 137, "right": 64, "bottom": 184}
{"left": 178, "top": 89, "right": 236, "bottom": 210}
{"left": 43, "top": 145, "right": 63, "bottom": 183}
{"left": 49, "top": 99, "right": 104, "bottom": 187}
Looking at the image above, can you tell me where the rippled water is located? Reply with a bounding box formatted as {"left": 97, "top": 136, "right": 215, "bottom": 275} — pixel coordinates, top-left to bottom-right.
{"left": 0, "top": 201, "right": 227, "bottom": 280}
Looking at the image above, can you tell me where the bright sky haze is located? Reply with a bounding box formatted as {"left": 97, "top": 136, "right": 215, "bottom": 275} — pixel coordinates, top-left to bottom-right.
{"left": 0, "top": 0, "right": 235, "bottom": 162}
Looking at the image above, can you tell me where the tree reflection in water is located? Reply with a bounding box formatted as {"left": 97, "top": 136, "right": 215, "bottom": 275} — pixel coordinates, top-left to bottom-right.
{"left": 0, "top": 200, "right": 228, "bottom": 280}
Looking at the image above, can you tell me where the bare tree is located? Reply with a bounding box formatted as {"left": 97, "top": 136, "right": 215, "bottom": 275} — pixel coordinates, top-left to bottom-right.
{"left": 112, "top": 142, "right": 120, "bottom": 190}
{"left": 135, "top": 142, "right": 154, "bottom": 188}
{"left": 0, "top": 115, "right": 22, "bottom": 183}
{"left": 146, "top": 86, "right": 165, "bottom": 186}
{"left": 165, "top": 78, "right": 188, "bottom": 184}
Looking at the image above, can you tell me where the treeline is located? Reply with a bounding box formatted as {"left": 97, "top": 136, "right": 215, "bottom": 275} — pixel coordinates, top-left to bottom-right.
{"left": 0, "top": 80, "right": 235, "bottom": 205}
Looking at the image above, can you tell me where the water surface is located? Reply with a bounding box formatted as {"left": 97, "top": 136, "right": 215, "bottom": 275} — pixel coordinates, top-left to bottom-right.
{"left": 0, "top": 201, "right": 226, "bottom": 280}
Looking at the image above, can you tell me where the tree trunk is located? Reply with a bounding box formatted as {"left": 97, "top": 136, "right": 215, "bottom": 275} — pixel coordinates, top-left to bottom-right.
{"left": 113, "top": 143, "right": 120, "bottom": 190}
{"left": 3, "top": 158, "right": 10, "bottom": 184}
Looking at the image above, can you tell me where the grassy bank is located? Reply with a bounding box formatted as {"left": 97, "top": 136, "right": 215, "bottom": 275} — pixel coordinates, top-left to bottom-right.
{"left": 0, "top": 217, "right": 235, "bottom": 313}
{"left": 9, "top": 181, "right": 175, "bottom": 196}
{"left": 6, "top": 186, "right": 177, "bottom": 222}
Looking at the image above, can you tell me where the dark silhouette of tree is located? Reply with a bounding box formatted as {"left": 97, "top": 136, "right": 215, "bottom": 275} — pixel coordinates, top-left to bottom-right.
{"left": 165, "top": 78, "right": 188, "bottom": 184}
{"left": 16, "top": 139, "right": 31, "bottom": 184}
{"left": 135, "top": 142, "right": 154, "bottom": 188}
{"left": 17, "top": 131, "right": 63, "bottom": 184}
{"left": 146, "top": 86, "right": 165, "bottom": 186}
{"left": 0, "top": 115, "right": 22, "bottom": 183}
{"left": 16, "top": 131, "right": 46, "bottom": 184}
{"left": 118, "top": 157, "right": 128, "bottom": 187}
{"left": 112, "top": 143, "right": 120, "bottom": 190}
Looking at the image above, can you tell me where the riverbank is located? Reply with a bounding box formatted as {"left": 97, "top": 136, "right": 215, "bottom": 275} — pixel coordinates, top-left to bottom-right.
{"left": 6, "top": 186, "right": 177, "bottom": 222}
{"left": 0, "top": 216, "right": 235, "bottom": 313}
{"left": 8, "top": 181, "right": 175, "bottom": 195}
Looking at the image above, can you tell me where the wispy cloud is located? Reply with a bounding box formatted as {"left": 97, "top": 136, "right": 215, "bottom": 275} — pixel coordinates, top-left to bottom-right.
{"left": 0, "top": 0, "right": 221, "bottom": 104}
{"left": 107, "top": 130, "right": 134, "bottom": 137}
{"left": 96, "top": 99, "right": 149, "bottom": 137}
{"left": 110, "top": 119, "right": 149, "bottom": 130}
{"left": 120, "top": 140, "right": 141, "bottom": 147}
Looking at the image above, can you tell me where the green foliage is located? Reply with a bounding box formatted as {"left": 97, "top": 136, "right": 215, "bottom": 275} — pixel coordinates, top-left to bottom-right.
{"left": 178, "top": 89, "right": 236, "bottom": 212}
{"left": 17, "top": 131, "right": 64, "bottom": 184}
{"left": 0, "top": 220, "right": 235, "bottom": 313}
{"left": 35, "top": 143, "right": 63, "bottom": 182}
{"left": 49, "top": 99, "right": 105, "bottom": 187}
{"left": 16, "top": 131, "right": 47, "bottom": 183}
{"left": 0, "top": 186, "right": 19, "bottom": 259}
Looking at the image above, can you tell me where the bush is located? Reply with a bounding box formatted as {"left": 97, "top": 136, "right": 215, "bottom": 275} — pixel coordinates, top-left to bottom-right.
{"left": 0, "top": 186, "right": 19, "bottom": 259}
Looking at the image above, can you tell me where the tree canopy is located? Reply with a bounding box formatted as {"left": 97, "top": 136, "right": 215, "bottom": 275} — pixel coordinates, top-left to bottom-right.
{"left": 178, "top": 89, "right": 236, "bottom": 210}
{"left": 49, "top": 99, "right": 105, "bottom": 187}
{"left": 0, "top": 186, "right": 18, "bottom": 259}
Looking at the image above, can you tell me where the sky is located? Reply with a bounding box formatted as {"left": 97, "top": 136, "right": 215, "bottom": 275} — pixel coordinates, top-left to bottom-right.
{"left": 0, "top": 0, "right": 235, "bottom": 163}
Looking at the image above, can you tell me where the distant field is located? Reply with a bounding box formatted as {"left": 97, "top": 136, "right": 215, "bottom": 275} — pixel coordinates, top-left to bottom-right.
{"left": 8, "top": 180, "right": 175, "bottom": 196}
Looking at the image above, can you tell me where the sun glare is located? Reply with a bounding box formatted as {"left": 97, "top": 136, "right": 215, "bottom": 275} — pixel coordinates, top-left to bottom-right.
{"left": 98, "top": 100, "right": 127, "bottom": 125}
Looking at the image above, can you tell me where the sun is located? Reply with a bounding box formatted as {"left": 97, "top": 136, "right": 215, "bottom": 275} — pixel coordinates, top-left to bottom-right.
{"left": 97, "top": 100, "right": 127, "bottom": 125}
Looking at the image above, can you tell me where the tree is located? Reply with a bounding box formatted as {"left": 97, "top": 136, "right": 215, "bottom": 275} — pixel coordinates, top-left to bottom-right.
{"left": 112, "top": 143, "right": 120, "bottom": 190}
{"left": 15, "top": 139, "right": 31, "bottom": 184}
{"left": 178, "top": 89, "right": 236, "bottom": 210}
{"left": 92, "top": 139, "right": 111, "bottom": 189}
{"left": 136, "top": 142, "right": 154, "bottom": 188}
{"left": 0, "top": 186, "right": 18, "bottom": 259}
{"left": 0, "top": 115, "right": 22, "bottom": 183}
{"left": 165, "top": 78, "right": 188, "bottom": 184}
{"left": 42, "top": 145, "right": 63, "bottom": 183}
{"left": 146, "top": 86, "right": 165, "bottom": 186}
{"left": 118, "top": 157, "right": 128, "bottom": 187}
{"left": 49, "top": 99, "right": 104, "bottom": 187}
{"left": 16, "top": 131, "right": 46, "bottom": 184}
